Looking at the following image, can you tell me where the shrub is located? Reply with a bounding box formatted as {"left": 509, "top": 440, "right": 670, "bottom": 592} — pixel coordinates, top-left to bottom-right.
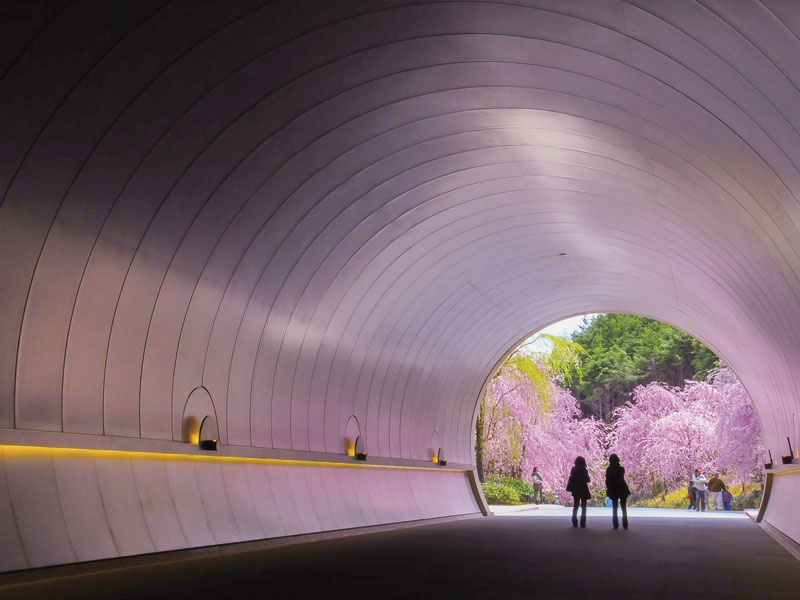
{"left": 481, "top": 476, "right": 539, "bottom": 504}
{"left": 632, "top": 488, "right": 690, "bottom": 509}
{"left": 730, "top": 485, "right": 763, "bottom": 510}
{"left": 481, "top": 481, "right": 521, "bottom": 505}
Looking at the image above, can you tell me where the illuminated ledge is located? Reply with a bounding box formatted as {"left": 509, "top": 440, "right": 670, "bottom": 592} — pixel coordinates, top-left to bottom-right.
{"left": 767, "top": 464, "right": 800, "bottom": 476}
{"left": 754, "top": 464, "right": 800, "bottom": 523}
{"left": 0, "top": 428, "right": 472, "bottom": 472}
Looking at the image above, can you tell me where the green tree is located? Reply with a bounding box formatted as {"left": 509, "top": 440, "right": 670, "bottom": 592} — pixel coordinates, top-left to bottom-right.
{"left": 570, "top": 314, "right": 718, "bottom": 419}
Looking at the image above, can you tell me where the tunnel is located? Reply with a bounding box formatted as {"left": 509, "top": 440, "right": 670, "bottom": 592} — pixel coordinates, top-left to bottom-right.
{"left": 0, "top": 0, "right": 799, "bottom": 577}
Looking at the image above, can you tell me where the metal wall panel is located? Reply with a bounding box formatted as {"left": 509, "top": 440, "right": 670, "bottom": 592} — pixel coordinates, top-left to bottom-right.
{"left": 0, "top": 448, "right": 29, "bottom": 572}
{"left": 3, "top": 449, "right": 76, "bottom": 567}
{"left": 2, "top": 0, "right": 800, "bottom": 570}
{"left": 763, "top": 472, "right": 800, "bottom": 549}
{"left": 52, "top": 454, "right": 118, "bottom": 562}
{"left": 163, "top": 460, "right": 216, "bottom": 549}
{"left": 0, "top": 448, "right": 479, "bottom": 571}
{"left": 94, "top": 456, "right": 156, "bottom": 557}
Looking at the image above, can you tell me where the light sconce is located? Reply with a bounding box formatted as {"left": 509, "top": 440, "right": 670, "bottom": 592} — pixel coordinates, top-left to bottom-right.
{"left": 185, "top": 416, "right": 201, "bottom": 445}
{"left": 782, "top": 437, "right": 794, "bottom": 464}
{"left": 354, "top": 435, "right": 367, "bottom": 461}
{"left": 199, "top": 415, "right": 219, "bottom": 451}
{"left": 437, "top": 447, "right": 446, "bottom": 466}
{"left": 765, "top": 449, "right": 774, "bottom": 470}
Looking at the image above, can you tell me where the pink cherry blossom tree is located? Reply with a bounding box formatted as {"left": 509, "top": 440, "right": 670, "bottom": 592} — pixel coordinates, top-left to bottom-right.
{"left": 608, "top": 368, "right": 762, "bottom": 496}
{"left": 480, "top": 360, "right": 605, "bottom": 501}
{"left": 480, "top": 357, "right": 762, "bottom": 503}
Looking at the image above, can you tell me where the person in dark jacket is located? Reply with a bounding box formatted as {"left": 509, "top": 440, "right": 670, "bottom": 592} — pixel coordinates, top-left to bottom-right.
{"left": 605, "top": 454, "right": 631, "bottom": 530}
{"left": 566, "top": 456, "right": 591, "bottom": 528}
{"left": 707, "top": 473, "right": 726, "bottom": 511}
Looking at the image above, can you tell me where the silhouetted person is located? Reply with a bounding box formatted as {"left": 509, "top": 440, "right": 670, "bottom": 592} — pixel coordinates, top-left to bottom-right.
{"left": 566, "top": 456, "right": 590, "bottom": 528}
{"left": 605, "top": 454, "right": 630, "bottom": 530}
{"left": 532, "top": 466, "right": 544, "bottom": 504}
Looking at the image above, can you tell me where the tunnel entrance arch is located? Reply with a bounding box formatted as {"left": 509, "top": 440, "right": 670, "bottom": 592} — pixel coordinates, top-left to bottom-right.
{"left": 474, "top": 312, "right": 767, "bottom": 513}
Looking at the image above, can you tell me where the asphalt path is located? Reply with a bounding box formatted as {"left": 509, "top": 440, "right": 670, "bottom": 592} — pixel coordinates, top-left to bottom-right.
{"left": 1, "top": 508, "right": 797, "bottom": 599}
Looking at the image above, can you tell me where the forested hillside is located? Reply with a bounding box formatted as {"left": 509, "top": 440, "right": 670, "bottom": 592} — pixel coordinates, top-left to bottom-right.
{"left": 569, "top": 314, "right": 719, "bottom": 419}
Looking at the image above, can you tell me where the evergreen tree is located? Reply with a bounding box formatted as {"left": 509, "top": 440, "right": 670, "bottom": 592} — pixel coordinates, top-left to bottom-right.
{"left": 569, "top": 314, "right": 718, "bottom": 419}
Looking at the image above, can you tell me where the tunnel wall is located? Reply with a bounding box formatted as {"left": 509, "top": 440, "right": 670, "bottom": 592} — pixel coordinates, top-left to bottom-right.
{"left": 761, "top": 470, "right": 800, "bottom": 548}
{"left": 0, "top": 443, "right": 478, "bottom": 572}
{"left": 1, "top": 0, "right": 799, "bottom": 570}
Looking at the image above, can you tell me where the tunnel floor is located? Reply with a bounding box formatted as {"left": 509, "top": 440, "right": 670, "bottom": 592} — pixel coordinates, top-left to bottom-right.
{"left": 1, "top": 510, "right": 798, "bottom": 599}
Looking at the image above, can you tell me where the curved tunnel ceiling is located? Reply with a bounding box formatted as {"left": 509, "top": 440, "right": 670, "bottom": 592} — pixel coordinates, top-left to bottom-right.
{"left": 2, "top": 0, "right": 800, "bottom": 466}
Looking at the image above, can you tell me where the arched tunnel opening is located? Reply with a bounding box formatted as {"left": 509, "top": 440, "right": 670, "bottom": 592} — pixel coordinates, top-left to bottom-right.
{"left": 0, "top": 1, "right": 799, "bottom": 596}
{"left": 476, "top": 313, "right": 767, "bottom": 519}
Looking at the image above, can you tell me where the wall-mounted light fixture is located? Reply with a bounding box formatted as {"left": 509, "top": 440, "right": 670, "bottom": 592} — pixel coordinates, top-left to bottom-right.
{"left": 782, "top": 437, "right": 794, "bottom": 464}
{"left": 354, "top": 435, "right": 367, "bottom": 461}
{"left": 430, "top": 429, "right": 440, "bottom": 463}
{"left": 437, "top": 447, "right": 446, "bottom": 466}
{"left": 184, "top": 416, "right": 201, "bottom": 445}
{"left": 199, "top": 415, "right": 219, "bottom": 451}
{"left": 344, "top": 415, "right": 362, "bottom": 458}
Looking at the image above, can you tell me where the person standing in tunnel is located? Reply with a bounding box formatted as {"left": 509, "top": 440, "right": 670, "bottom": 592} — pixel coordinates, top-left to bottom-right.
{"left": 605, "top": 454, "right": 630, "bottom": 530}
{"left": 566, "top": 456, "right": 591, "bottom": 528}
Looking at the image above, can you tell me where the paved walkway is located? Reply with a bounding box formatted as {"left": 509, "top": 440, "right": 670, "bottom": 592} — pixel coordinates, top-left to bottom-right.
{"left": 492, "top": 504, "right": 750, "bottom": 519}
{"left": 1, "top": 509, "right": 797, "bottom": 599}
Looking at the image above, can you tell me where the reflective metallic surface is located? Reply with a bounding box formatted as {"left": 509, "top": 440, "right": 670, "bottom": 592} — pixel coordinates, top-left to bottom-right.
{"left": 1, "top": 0, "right": 799, "bottom": 569}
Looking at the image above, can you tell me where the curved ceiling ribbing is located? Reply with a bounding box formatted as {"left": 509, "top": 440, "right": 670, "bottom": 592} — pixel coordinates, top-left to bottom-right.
{"left": 2, "top": 1, "right": 800, "bottom": 465}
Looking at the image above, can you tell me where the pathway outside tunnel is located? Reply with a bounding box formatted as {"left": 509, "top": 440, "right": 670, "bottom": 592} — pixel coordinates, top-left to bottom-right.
{"left": 0, "top": 0, "right": 799, "bottom": 582}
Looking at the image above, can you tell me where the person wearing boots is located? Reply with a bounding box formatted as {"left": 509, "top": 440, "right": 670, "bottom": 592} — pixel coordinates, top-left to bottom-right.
{"left": 566, "top": 456, "right": 591, "bottom": 528}
{"left": 605, "top": 454, "right": 631, "bottom": 529}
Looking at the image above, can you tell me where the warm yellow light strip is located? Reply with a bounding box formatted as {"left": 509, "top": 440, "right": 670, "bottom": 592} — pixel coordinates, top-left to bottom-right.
{"left": 771, "top": 464, "right": 800, "bottom": 476}
{"left": 0, "top": 444, "right": 456, "bottom": 473}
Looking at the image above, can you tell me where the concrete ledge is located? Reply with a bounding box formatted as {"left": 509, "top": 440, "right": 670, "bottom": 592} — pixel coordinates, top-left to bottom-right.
{"left": 0, "top": 429, "right": 473, "bottom": 471}
{"left": 0, "top": 513, "right": 484, "bottom": 588}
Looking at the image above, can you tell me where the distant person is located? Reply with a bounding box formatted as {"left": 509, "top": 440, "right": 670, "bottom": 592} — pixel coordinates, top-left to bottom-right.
{"left": 692, "top": 469, "right": 708, "bottom": 511}
{"left": 566, "top": 456, "right": 591, "bottom": 528}
{"left": 532, "top": 466, "right": 544, "bottom": 504}
{"left": 605, "top": 454, "right": 630, "bottom": 530}
{"left": 688, "top": 478, "right": 696, "bottom": 510}
{"left": 722, "top": 487, "right": 733, "bottom": 511}
{"left": 707, "top": 473, "right": 726, "bottom": 511}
